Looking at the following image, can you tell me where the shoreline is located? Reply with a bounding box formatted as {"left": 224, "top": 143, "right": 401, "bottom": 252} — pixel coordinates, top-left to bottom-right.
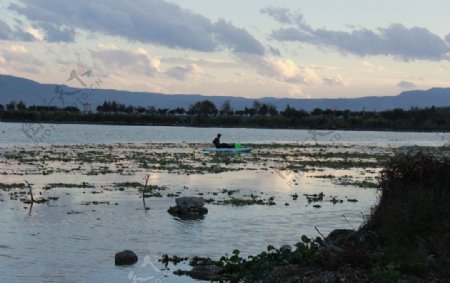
{"left": 1, "top": 119, "right": 448, "bottom": 134}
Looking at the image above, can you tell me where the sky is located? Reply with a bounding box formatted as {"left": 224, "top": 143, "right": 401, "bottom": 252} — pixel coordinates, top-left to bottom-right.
{"left": 0, "top": 0, "right": 450, "bottom": 99}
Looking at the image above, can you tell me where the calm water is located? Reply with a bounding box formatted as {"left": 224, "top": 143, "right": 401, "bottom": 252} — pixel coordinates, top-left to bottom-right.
{"left": 1, "top": 122, "right": 449, "bottom": 146}
{"left": 1, "top": 122, "right": 449, "bottom": 283}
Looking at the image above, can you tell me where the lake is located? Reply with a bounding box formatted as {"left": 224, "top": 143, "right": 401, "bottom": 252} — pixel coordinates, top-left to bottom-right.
{"left": 1, "top": 122, "right": 449, "bottom": 146}
{"left": 0, "top": 122, "right": 448, "bottom": 283}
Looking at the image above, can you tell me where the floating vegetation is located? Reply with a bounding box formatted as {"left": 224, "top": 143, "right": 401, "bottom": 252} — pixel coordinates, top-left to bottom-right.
{"left": 113, "top": 181, "right": 142, "bottom": 188}
{"left": 220, "top": 189, "right": 239, "bottom": 196}
{"left": 0, "top": 183, "right": 26, "bottom": 191}
{"left": 160, "top": 254, "right": 189, "bottom": 266}
{"left": 334, "top": 176, "right": 378, "bottom": 188}
{"left": 43, "top": 182, "right": 94, "bottom": 190}
{"left": 216, "top": 194, "right": 276, "bottom": 206}
{"left": 0, "top": 142, "right": 392, "bottom": 177}
{"left": 304, "top": 192, "right": 324, "bottom": 203}
{"left": 220, "top": 198, "right": 266, "bottom": 206}
{"left": 81, "top": 201, "right": 110, "bottom": 205}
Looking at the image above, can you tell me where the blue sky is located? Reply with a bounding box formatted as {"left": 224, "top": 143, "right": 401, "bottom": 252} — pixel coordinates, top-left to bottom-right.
{"left": 1, "top": 0, "right": 449, "bottom": 99}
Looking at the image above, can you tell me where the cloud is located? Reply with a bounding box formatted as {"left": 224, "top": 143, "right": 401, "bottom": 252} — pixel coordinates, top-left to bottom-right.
{"left": 0, "top": 44, "right": 45, "bottom": 74}
{"left": 24, "top": 26, "right": 44, "bottom": 41}
{"left": 265, "top": 8, "right": 450, "bottom": 61}
{"left": 38, "top": 23, "right": 75, "bottom": 42}
{"left": 11, "top": 0, "right": 264, "bottom": 54}
{"left": 261, "top": 7, "right": 295, "bottom": 25}
{"left": 268, "top": 46, "right": 281, "bottom": 56}
{"left": 166, "top": 64, "right": 205, "bottom": 81}
{"left": 261, "top": 7, "right": 312, "bottom": 32}
{"left": 0, "top": 20, "right": 35, "bottom": 41}
{"left": 446, "top": 33, "right": 450, "bottom": 44}
{"left": 398, "top": 80, "right": 416, "bottom": 89}
{"left": 213, "top": 19, "right": 265, "bottom": 54}
{"left": 91, "top": 47, "right": 161, "bottom": 77}
{"left": 239, "top": 54, "right": 321, "bottom": 85}
{"left": 323, "top": 75, "right": 346, "bottom": 86}
{"left": 161, "top": 57, "right": 239, "bottom": 69}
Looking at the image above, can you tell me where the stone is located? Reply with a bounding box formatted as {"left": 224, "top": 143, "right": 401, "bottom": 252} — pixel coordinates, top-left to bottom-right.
{"left": 188, "top": 265, "right": 223, "bottom": 280}
{"left": 175, "top": 197, "right": 205, "bottom": 209}
{"left": 115, "top": 250, "right": 138, "bottom": 266}
{"left": 168, "top": 197, "right": 208, "bottom": 219}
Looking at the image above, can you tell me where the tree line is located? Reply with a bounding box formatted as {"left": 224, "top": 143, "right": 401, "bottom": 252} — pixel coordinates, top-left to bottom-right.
{"left": 1, "top": 99, "right": 449, "bottom": 131}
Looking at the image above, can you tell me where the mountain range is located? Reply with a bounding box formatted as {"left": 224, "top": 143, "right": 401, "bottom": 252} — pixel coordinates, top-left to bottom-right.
{"left": 1, "top": 74, "right": 450, "bottom": 111}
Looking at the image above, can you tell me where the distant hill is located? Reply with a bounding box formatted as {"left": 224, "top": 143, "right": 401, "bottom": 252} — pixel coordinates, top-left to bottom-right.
{"left": 1, "top": 74, "right": 450, "bottom": 111}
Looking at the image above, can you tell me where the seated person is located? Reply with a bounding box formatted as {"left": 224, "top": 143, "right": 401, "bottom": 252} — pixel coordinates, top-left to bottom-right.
{"left": 212, "top": 134, "right": 234, "bottom": 148}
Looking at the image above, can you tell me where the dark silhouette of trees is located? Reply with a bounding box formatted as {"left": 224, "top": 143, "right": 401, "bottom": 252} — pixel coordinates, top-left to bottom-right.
{"left": 17, "top": 100, "right": 26, "bottom": 111}
{"left": 311, "top": 108, "right": 323, "bottom": 116}
{"left": 6, "top": 101, "right": 16, "bottom": 111}
{"left": 168, "top": 107, "right": 185, "bottom": 115}
{"left": 1, "top": 99, "right": 449, "bottom": 131}
{"left": 188, "top": 100, "right": 218, "bottom": 115}
{"left": 220, "top": 100, "right": 232, "bottom": 115}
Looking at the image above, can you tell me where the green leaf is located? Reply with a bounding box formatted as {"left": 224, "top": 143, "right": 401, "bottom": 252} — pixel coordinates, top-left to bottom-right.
{"left": 301, "top": 235, "right": 311, "bottom": 243}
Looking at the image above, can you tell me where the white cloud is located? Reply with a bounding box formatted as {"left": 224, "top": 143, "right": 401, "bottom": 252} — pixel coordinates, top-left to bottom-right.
{"left": 39, "top": 23, "right": 75, "bottom": 42}
{"left": 239, "top": 54, "right": 322, "bottom": 85}
{"left": 361, "top": 60, "right": 374, "bottom": 68}
{"left": 0, "top": 44, "right": 45, "bottom": 74}
{"left": 0, "top": 20, "right": 34, "bottom": 41}
{"left": 323, "top": 75, "right": 346, "bottom": 86}
{"left": 10, "top": 44, "right": 27, "bottom": 53}
{"left": 161, "top": 56, "right": 239, "bottom": 69}
{"left": 24, "top": 26, "right": 44, "bottom": 41}
{"left": 165, "top": 64, "right": 205, "bottom": 81}
{"left": 97, "top": 43, "right": 118, "bottom": 50}
{"left": 398, "top": 80, "right": 416, "bottom": 89}
{"left": 265, "top": 8, "right": 450, "bottom": 61}
{"left": 91, "top": 47, "right": 161, "bottom": 77}
{"left": 11, "top": 0, "right": 265, "bottom": 54}
{"left": 261, "top": 7, "right": 313, "bottom": 34}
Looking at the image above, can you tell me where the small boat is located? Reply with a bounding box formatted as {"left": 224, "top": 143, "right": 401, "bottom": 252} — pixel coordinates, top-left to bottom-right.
{"left": 202, "top": 147, "right": 253, "bottom": 153}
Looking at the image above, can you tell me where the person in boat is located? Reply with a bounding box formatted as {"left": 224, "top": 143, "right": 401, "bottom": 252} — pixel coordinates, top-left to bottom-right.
{"left": 213, "top": 133, "right": 234, "bottom": 148}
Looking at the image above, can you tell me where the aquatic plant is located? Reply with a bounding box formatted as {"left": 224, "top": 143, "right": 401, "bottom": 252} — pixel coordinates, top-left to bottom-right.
{"left": 362, "top": 151, "right": 450, "bottom": 279}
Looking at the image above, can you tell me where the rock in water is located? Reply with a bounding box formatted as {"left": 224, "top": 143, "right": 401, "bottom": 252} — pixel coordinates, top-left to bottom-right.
{"left": 188, "top": 265, "right": 224, "bottom": 280}
{"left": 115, "top": 250, "right": 138, "bottom": 266}
{"left": 175, "top": 197, "right": 205, "bottom": 209}
{"left": 168, "top": 197, "right": 208, "bottom": 219}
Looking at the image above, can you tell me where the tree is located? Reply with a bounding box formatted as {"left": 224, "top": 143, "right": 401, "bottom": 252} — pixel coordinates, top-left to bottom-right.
{"left": 136, "top": 106, "right": 146, "bottom": 114}
{"left": 158, "top": 108, "right": 169, "bottom": 115}
{"left": 63, "top": 106, "right": 80, "bottom": 112}
{"left": 311, "top": 108, "right": 323, "bottom": 116}
{"left": 258, "top": 103, "right": 269, "bottom": 115}
{"left": 243, "top": 107, "right": 256, "bottom": 116}
{"left": 252, "top": 100, "right": 261, "bottom": 113}
{"left": 168, "top": 107, "right": 185, "bottom": 115}
{"left": 282, "top": 105, "right": 296, "bottom": 117}
{"left": 220, "top": 100, "right": 232, "bottom": 115}
{"left": 17, "top": 100, "right": 26, "bottom": 111}
{"left": 146, "top": 106, "right": 158, "bottom": 114}
{"left": 188, "top": 100, "right": 218, "bottom": 116}
{"left": 268, "top": 104, "right": 278, "bottom": 116}
{"left": 6, "top": 101, "right": 16, "bottom": 111}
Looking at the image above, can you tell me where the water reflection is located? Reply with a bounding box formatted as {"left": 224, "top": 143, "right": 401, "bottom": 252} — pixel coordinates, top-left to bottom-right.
{"left": 0, "top": 140, "right": 389, "bottom": 282}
